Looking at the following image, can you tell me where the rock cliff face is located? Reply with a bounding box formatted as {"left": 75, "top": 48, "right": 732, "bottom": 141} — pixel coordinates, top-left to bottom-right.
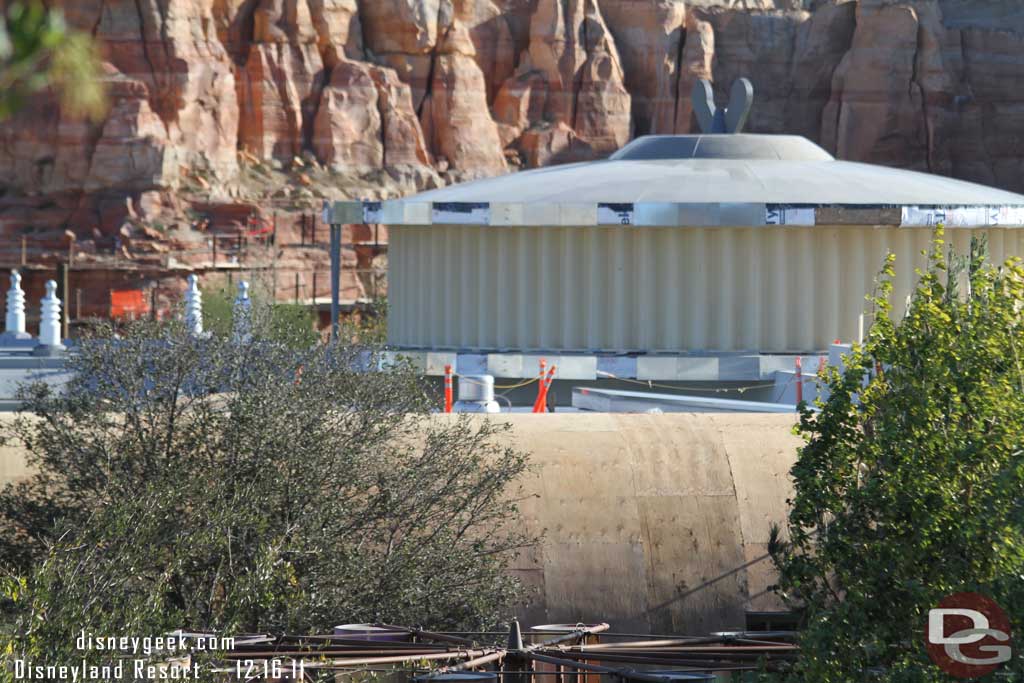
{"left": 1, "top": 0, "right": 1024, "bottom": 315}
{"left": 4, "top": 0, "right": 1024, "bottom": 204}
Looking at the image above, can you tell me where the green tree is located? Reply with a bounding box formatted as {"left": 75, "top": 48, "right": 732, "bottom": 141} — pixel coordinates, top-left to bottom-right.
{"left": 0, "top": 1, "right": 105, "bottom": 119}
{"left": 771, "top": 231, "right": 1024, "bottom": 681}
{"left": 0, "top": 318, "right": 532, "bottom": 675}
{"left": 201, "top": 281, "right": 319, "bottom": 349}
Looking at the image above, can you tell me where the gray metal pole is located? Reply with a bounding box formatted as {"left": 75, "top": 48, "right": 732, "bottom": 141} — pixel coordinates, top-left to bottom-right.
{"left": 330, "top": 224, "right": 341, "bottom": 342}
{"left": 56, "top": 262, "right": 69, "bottom": 340}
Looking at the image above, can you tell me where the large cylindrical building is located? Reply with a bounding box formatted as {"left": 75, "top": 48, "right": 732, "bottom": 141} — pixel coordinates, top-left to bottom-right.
{"left": 331, "top": 133, "right": 1024, "bottom": 356}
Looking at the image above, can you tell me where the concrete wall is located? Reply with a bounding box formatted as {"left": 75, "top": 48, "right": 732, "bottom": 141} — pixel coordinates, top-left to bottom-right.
{"left": 498, "top": 413, "right": 799, "bottom": 634}
{"left": 0, "top": 412, "right": 801, "bottom": 634}
{"left": 0, "top": 415, "right": 33, "bottom": 484}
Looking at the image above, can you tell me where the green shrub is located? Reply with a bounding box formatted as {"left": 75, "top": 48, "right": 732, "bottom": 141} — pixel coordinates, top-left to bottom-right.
{"left": 771, "top": 231, "right": 1024, "bottom": 681}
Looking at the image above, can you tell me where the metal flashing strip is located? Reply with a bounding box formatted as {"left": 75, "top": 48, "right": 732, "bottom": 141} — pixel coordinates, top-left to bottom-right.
{"left": 432, "top": 202, "right": 490, "bottom": 224}
{"left": 382, "top": 201, "right": 431, "bottom": 225}
{"left": 363, "top": 201, "right": 383, "bottom": 223}
{"left": 900, "top": 205, "right": 1024, "bottom": 227}
{"left": 765, "top": 205, "right": 816, "bottom": 226}
{"left": 325, "top": 200, "right": 1024, "bottom": 228}
{"left": 597, "top": 203, "right": 634, "bottom": 225}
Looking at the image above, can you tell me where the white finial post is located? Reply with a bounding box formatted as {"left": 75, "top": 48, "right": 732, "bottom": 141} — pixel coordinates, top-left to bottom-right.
{"left": 184, "top": 274, "right": 204, "bottom": 337}
{"left": 2, "top": 270, "right": 31, "bottom": 342}
{"left": 33, "top": 280, "right": 65, "bottom": 356}
{"left": 233, "top": 280, "right": 252, "bottom": 343}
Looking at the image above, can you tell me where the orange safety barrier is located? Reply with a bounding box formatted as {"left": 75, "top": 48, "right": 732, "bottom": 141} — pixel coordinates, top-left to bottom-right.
{"left": 443, "top": 364, "right": 453, "bottom": 413}
{"left": 533, "top": 365, "right": 557, "bottom": 413}
{"left": 532, "top": 359, "right": 547, "bottom": 412}
{"left": 794, "top": 356, "right": 803, "bottom": 404}
{"left": 110, "top": 289, "right": 149, "bottom": 320}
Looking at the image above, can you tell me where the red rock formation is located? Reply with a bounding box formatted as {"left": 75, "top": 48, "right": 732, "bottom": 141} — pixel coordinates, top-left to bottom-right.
{"left": 668, "top": 14, "right": 715, "bottom": 134}
{"left": 597, "top": 0, "right": 686, "bottom": 135}
{"left": 357, "top": 0, "right": 507, "bottom": 177}
{"left": 494, "top": 0, "right": 631, "bottom": 165}
{"left": 3, "top": 0, "right": 1024, "bottom": 322}
{"left": 6, "top": 0, "right": 1024, "bottom": 194}
{"left": 454, "top": 0, "right": 518, "bottom": 103}
{"left": 85, "top": 70, "right": 176, "bottom": 193}
{"left": 954, "top": 28, "right": 1024, "bottom": 190}
{"left": 312, "top": 60, "right": 387, "bottom": 170}
{"left": 785, "top": 0, "right": 856, "bottom": 143}
{"left": 97, "top": 0, "right": 240, "bottom": 183}
{"left": 312, "top": 58, "right": 434, "bottom": 171}
{"left": 818, "top": 0, "right": 1016, "bottom": 187}
{"left": 822, "top": 3, "right": 931, "bottom": 171}
{"left": 369, "top": 67, "right": 434, "bottom": 169}
{"left": 419, "top": 19, "right": 508, "bottom": 177}
{"left": 236, "top": 0, "right": 325, "bottom": 162}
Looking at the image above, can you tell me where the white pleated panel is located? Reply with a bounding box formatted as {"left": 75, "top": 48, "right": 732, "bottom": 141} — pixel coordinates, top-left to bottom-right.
{"left": 387, "top": 226, "right": 1024, "bottom": 353}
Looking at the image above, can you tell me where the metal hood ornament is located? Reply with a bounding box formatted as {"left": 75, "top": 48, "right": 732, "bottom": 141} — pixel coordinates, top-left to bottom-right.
{"left": 692, "top": 77, "right": 754, "bottom": 134}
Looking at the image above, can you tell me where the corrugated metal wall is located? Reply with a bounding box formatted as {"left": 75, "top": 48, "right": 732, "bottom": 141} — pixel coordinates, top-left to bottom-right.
{"left": 389, "top": 225, "right": 1024, "bottom": 353}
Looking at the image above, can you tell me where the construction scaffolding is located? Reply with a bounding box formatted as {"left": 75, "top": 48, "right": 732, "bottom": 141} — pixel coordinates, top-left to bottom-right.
{"left": 1, "top": 211, "right": 387, "bottom": 333}
{"left": 193, "top": 620, "right": 797, "bottom": 681}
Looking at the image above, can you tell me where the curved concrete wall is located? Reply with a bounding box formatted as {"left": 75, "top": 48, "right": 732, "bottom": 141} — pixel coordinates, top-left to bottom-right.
{"left": 0, "top": 412, "right": 801, "bottom": 634}
{"left": 0, "top": 416, "right": 33, "bottom": 485}
{"left": 496, "top": 413, "right": 799, "bottom": 634}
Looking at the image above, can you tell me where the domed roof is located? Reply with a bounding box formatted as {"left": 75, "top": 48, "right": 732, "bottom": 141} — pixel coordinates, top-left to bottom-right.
{"left": 411, "top": 134, "right": 1024, "bottom": 207}
{"left": 610, "top": 134, "right": 834, "bottom": 161}
{"left": 324, "top": 77, "right": 1024, "bottom": 229}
